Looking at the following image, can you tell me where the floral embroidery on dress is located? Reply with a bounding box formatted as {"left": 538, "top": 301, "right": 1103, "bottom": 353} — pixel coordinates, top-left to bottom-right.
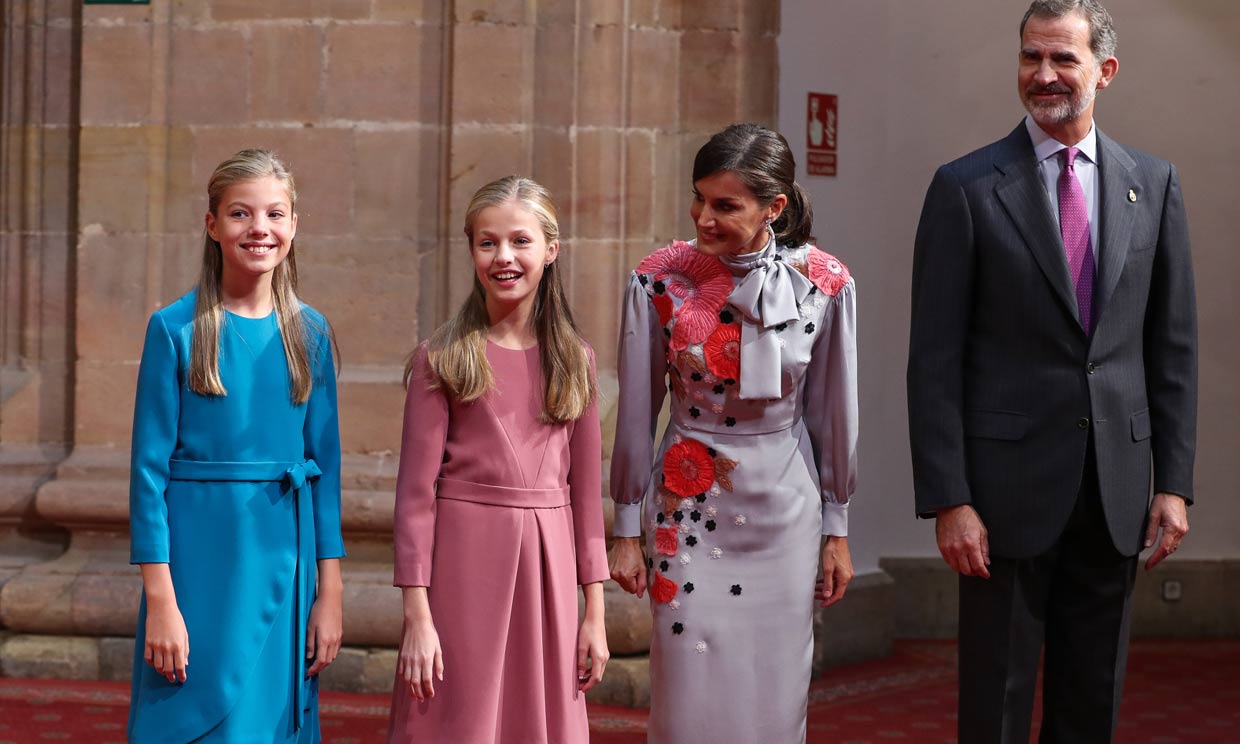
{"left": 652, "top": 292, "right": 674, "bottom": 326}
{"left": 662, "top": 439, "right": 716, "bottom": 496}
{"left": 713, "top": 454, "right": 737, "bottom": 492}
{"left": 703, "top": 322, "right": 741, "bottom": 380}
{"left": 655, "top": 525, "right": 680, "bottom": 556}
{"left": 806, "top": 247, "right": 851, "bottom": 297}
{"left": 636, "top": 241, "right": 733, "bottom": 351}
{"left": 650, "top": 571, "right": 679, "bottom": 604}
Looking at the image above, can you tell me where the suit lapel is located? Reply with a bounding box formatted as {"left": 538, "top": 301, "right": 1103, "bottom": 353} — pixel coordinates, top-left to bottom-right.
{"left": 993, "top": 124, "right": 1081, "bottom": 328}
{"left": 1094, "top": 129, "right": 1138, "bottom": 327}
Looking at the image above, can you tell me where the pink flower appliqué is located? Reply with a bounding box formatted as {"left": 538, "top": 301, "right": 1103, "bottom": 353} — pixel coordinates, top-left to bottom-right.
{"left": 636, "top": 241, "right": 732, "bottom": 351}
{"left": 806, "top": 248, "right": 851, "bottom": 297}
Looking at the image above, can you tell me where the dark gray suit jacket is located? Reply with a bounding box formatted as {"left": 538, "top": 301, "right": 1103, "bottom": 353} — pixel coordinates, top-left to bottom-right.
{"left": 907, "top": 122, "right": 1197, "bottom": 558}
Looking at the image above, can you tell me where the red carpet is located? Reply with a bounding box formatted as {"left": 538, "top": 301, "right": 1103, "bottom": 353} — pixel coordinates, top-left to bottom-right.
{"left": 1, "top": 640, "right": 1237, "bottom": 743}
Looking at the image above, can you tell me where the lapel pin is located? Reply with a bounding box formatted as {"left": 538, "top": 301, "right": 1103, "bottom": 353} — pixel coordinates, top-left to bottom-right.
{"left": 1128, "top": 189, "right": 1137, "bottom": 202}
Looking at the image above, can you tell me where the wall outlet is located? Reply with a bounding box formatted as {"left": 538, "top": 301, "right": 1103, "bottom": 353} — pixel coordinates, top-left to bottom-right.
{"left": 1161, "top": 579, "right": 1182, "bottom": 602}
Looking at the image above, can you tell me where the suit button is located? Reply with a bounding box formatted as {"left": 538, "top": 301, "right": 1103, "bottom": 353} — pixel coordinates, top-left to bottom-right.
{"left": 1077, "top": 417, "right": 1090, "bottom": 429}
{"left": 1086, "top": 362, "right": 1097, "bottom": 374}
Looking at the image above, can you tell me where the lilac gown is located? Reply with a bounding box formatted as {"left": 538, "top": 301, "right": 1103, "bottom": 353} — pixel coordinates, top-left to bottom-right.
{"left": 610, "top": 237, "right": 859, "bottom": 743}
{"left": 389, "top": 341, "right": 610, "bottom": 744}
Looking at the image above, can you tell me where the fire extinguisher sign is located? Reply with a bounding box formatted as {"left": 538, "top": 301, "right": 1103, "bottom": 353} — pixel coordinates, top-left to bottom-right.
{"left": 806, "top": 93, "right": 837, "bottom": 177}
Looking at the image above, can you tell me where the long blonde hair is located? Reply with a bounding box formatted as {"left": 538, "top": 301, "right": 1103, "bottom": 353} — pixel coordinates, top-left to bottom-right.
{"left": 189, "top": 149, "right": 320, "bottom": 404}
{"left": 408, "top": 176, "right": 596, "bottom": 423}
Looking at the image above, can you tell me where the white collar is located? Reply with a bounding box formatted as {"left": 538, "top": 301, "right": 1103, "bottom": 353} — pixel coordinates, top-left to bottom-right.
{"left": 1025, "top": 114, "right": 1098, "bottom": 165}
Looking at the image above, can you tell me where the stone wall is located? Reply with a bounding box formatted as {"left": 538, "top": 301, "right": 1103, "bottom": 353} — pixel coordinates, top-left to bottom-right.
{"left": 0, "top": 0, "right": 779, "bottom": 697}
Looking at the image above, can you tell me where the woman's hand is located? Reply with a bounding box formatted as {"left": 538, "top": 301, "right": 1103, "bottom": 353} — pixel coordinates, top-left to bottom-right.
{"left": 398, "top": 587, "right": 444, "bottom": 702}
{"left": 817, "top": 536, "right": 854, "bottom": 608}
{"left": 144, "top": 598, "right": 190, "bottom": 683}
{"left": 306, "top": 559, "right": 343, "bottom": 676}
{"left": 576, "top": 582, "right": 609, "bottom": 692}
{"left": 139, "top": 563, "right": 188, "bottom": 683}
{"left": 608, "top": 537, "right": 648, "bottom": 597}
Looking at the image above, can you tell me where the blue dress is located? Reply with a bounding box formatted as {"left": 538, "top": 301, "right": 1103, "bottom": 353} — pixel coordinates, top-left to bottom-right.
{"left": 126, "top": 290, "right": 345, "bottom": 744}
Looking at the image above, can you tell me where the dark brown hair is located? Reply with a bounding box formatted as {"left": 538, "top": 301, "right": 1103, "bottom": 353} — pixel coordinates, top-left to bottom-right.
{"left": 692, "top": 123, "right": 814, "bottom": 246}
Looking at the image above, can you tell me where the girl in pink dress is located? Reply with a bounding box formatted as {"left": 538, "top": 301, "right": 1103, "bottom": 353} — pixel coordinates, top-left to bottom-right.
{"left": 388, "top": 176, "right": 610, "bottom": 743}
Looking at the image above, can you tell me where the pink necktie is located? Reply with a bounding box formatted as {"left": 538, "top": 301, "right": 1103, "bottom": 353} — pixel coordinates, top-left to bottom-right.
{"left": 1058, "top": 147, "right": 1095, "bottom": 333}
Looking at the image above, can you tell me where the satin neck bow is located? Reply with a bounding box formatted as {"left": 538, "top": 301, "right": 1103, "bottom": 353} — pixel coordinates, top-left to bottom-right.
{"left": 718, "top": 238, "right": 814, "bottom": 399}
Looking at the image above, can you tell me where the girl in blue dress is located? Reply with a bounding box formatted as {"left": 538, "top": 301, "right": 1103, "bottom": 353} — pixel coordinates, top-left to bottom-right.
{"left": 127, "top": 149, "right": 346, "bottom": 743}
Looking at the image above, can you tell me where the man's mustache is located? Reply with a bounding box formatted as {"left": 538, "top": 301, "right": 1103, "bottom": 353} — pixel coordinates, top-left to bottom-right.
{"left": 1027, "top": 84, "right": 1073, "bottom": 96}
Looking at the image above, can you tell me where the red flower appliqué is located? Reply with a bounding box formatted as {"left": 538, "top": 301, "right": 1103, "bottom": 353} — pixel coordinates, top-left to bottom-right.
{"left": 703, "top": 323, "right": 740, "bottom": 380}
{"left": 662, "top": 438, "right": 716, "bottom": 497}
{"left": 807, "top": 248, "right": 851, "bottom": 297}
{"left": 655, "top": 526, "right": 680, "bottom": 556}
{"left": 652, "top": 293, "right": 674, "bottom": 326}
{"left": 650, "top": 571, "right": 679, "bottom": 604}
{"left": 636, "top": 241, "right": 732, "bottom": 351}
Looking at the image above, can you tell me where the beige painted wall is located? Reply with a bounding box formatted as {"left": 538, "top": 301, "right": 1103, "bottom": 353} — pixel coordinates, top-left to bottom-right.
{"left": 779, "top": 0, "right": 1240, "bottom": 571}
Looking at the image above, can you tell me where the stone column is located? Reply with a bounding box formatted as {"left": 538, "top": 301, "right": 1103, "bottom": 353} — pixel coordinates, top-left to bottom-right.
{"left": 0, "top": 0, "right": 77, "bottom": 609}
{"left": 0, "top": 0, "right": 779, "bottom": 700}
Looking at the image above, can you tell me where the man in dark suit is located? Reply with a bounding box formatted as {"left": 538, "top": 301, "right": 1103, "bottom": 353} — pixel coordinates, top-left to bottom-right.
{"left": 906, "top": 0, "right": 1197, "bottom": 741}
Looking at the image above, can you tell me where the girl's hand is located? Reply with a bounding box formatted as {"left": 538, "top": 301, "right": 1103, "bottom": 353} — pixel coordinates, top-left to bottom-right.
{"left": 608, "top": 537, "right": 648, "bottom": 597}
{"left": 305, "top": 593, "right": 343, "bottom": 676}
{"left": 817, "top": 536, "right": 854, "bottom": 608}
{"left": 576, "top": 607, "right": 609, "bottom": 693}
{"left": 144, "top": 599, "right": 190, "bottom": 683}
{"left": 398, "top": 615, "right": 444, "bottom": 702}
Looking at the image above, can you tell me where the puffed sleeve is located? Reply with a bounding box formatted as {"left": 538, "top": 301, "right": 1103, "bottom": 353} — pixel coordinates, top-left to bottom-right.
{"left": 392, "top": 344, "right": 449, "bottom": 587}
{"left": 802, "top": 280, "right": 859, "bottom": 536}
{"left": 608, "top": 273, "right": 669, "bottom": 537}
{"left": 129, "top": 313, "right": 180, "bottom": 564}
{"left": 568, "top": 348, "right": 610, "bottom": 585}
{"left": 304, "top": 325, "right": 346, "bottom": 560}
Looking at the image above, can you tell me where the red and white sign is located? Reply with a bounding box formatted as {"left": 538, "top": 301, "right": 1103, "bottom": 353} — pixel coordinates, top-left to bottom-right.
{"left": 806, "top": 93, "right": 837, "bottom": 177}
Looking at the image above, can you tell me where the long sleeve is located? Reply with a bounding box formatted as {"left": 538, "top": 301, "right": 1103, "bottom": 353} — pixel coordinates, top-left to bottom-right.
{"left": 1144, "top": 164, "right": 1197, "bottom": 501}
{"left": 392, "top": 344, "right": 449, "bottom": 587}
{"left": 907, "top": 165, "right": 976, "bottom": 517}
{"left": 803, "top": 280, "right": 859, "bottom": 536}
{"left": 304, "top": 330, "right": 346, "bottom": 560}
{"left": 608, "top": 273, "right": 669, "bottom": 537}
{"left": 129, "top": 313, "right": 180, "bottom": 564}
{"left": 568, "top": 351, "right": 610, "bottom": 584}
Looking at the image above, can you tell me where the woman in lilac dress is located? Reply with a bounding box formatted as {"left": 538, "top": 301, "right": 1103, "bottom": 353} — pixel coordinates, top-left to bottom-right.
{"left": 609, "top": 124, "right": 859, "bottom": 743}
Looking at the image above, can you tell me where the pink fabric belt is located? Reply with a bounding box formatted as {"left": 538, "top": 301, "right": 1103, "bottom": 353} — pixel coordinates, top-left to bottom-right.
{"left": 435, "top": 478, "right": 570, "bottom": 509}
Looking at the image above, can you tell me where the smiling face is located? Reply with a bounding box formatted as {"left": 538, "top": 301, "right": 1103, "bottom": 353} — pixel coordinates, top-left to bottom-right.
{"left": 470, "top": 199, "right": 559, "bottom": 314}
{"left": 689, "top": 169, "right": 786, "bottom": 257}
{"left": 1018, "top": 11, "right": 1117, "bottom": 140}
{"left": 205, "top": 176, "right": 297, "bottom": 283}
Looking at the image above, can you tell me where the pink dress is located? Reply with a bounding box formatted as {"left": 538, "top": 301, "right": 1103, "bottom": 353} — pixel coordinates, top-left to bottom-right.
{"left": 388, "top": 341, "right": 609, "bottom": 744}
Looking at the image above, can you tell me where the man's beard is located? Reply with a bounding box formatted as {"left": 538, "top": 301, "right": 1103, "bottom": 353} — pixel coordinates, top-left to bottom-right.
{"left": 1023, "top": 79, "right": 1097, "bottom": 127}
